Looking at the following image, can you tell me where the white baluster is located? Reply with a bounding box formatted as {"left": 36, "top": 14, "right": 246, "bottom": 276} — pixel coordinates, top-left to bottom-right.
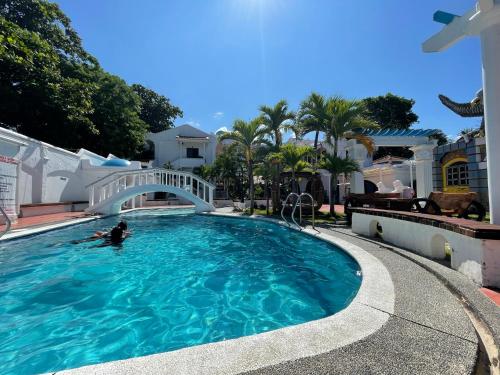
{"left": 89, "top": 186, "right": 94, "bottom": 207}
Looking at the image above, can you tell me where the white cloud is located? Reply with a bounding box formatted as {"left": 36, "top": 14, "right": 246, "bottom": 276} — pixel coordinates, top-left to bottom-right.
{"left": 186, "top": 120, "right": 201, "bottom": 128}
{"left": 213, "top": 111, "right": 224, "bottom": 119}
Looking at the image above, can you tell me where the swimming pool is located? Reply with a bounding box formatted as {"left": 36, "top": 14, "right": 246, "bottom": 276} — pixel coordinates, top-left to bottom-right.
{"left": 0, "top": 210, "right": 361, "bottom": 375}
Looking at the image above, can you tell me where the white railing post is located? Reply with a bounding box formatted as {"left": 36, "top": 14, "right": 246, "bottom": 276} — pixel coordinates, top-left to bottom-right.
{"left": 86, "top": 168, "right": 215, "bottom": 212}
{"left": 89, "top": 186, "right": 94, "bottom": 207}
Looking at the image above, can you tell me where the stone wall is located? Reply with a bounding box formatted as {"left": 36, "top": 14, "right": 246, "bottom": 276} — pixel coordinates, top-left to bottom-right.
{"left": 433, "top": 138, "right": 489, "bottom": 206}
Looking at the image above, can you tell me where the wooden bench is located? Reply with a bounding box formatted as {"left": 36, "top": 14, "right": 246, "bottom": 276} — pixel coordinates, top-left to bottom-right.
{"left": 412, "top": 192, "right": 486, "bottom": 221}
{"left": 344, "top": 193, "right": 408, "bottom": 223}
{"left": 345, "top": 192, "right": 487, "bottom": 223}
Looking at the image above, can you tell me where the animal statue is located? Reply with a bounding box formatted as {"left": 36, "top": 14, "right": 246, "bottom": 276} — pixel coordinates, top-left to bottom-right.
{"left": 391, "top": 180, "right": 406, "bottom": 193}
{"left": 391, "top": 180, "right": 415, "bottom": 198}
{"left": 438, "top": 89, "right": 485, "bottom": 135}
{"left": 376, "top": 181, "right": 392, "bottom": 193}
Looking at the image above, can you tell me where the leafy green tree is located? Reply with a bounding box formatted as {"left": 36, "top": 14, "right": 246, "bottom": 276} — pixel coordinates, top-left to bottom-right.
{"left": 273, "top": 144, "right": 312, "bottom": 193}
{"left": 0, "top": 0, "right": 96, "bottom": 65}
{"left": 322, "top": 96, "right": 378, "bottom": 156}
{"left": 362, "top": 93, "right": 418, "bottom": 130}
{"left": 131, "top": 84, "right": 183, "bottom": 133}
{"left": 430, "top": 129, "right": 450, "bottom": 146}
{"left": 254, "top": 158, "right": 276, "bottom": 215}
{"left": 363, "top": 93, "right": 421, "bottom": 159}
{"left": 297, "top": 92, "right": 328, "bottom": 149}
{"left": 0, "top": 0, "right": 181, "bottom": 159}
{"left": 196, "top": 164, "right": 215, "bottom": 181}
{"left": 214, "top": 143, "right": 247, "bottom": 201}
{"left": 259, "top": 99, "right": 295, "bottom": 213}
{"left": 319, "top": 155, "right": 360, "bottom": 215}
{"left": 0, "top": 16, "right": 97, "bottom": 145}
{"left": 219, "top": 119, "right": 270, "bottom": 215}
{"left": 89, "top": 71, "right": 147, "bottom": 158}
{"left": 320, "top": 96, "right": 377, "bottom": 207}
{"left": 259, "top": 99, "right": 295, "bottom": 147}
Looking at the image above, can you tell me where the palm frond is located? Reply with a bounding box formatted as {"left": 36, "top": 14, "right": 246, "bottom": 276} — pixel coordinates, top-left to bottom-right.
{"left": 319, "top": 154, "right": 360, "bottom": 175}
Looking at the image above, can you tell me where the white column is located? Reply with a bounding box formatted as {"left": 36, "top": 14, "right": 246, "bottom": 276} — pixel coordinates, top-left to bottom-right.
{"left": 349, "top": 143, "right": 367, "bottom": 194}
{"left": 481, "top": 21, "right": 500, "bottom": 224}
{"left": 411, "top": 144, "right": 436, "bottom": 198}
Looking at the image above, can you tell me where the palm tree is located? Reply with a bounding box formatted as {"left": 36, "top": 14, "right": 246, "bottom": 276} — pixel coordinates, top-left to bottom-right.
{"left": 297, "top": 92, "right": 328, "bottom": 149}
{"left": 323, "top": 96, "right": 378, "bottom": 157}
{"left": 254, "top": 159, "right": 275, "bottom": 215}
{"left": 197, "top": 164, "right": 215, "bottom": 181}
{"left": 319, "top": 154, "right": 360, "bottom": 216}
{"left": 259, "top": 100, "right": 295, "bottom": 214}
{"left": 259, "top": 99, "right": 295, "bottom": 147}
{"left": 219, "top": 119, "right": 270, "bottom": 215}
{"left": 275, "top": 144, "right": 313, "bottom": 193}
{"left": 305, "top": 96, "right": 375, "bottom": 211}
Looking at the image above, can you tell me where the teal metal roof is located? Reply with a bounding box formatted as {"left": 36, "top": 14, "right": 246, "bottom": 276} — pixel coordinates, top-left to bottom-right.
{"left": 358, "top": 129, "right": 439, "bottom": 137}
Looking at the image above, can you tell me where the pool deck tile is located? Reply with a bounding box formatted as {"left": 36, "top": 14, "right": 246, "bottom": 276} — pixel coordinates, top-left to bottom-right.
{"left": 481, "top": 288, "right": 500, "bottom": 306}
{"left": 6, "top": 211, "right": 87, "bottom": 230}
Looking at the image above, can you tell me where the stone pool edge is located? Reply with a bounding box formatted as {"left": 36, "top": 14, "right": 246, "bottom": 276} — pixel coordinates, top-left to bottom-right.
{"left": 1, "top": 216, "right": 100, "bottom": 241}
{"left": 51, "top": 211, "right": 395, "bottom": 375}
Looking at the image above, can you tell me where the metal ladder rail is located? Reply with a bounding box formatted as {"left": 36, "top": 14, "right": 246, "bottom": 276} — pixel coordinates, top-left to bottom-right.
{"left": 0, "top": 206, "right": 12, "bottom": 239}
{"left": 281, "top": 193, "right": 300, "bottom": 228}
{"left": 291, "top": 193, "right": 316, "bottom": 230}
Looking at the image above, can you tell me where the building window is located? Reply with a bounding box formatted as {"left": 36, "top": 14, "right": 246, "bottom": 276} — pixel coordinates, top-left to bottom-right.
{"left": 446, "top": 162, "right": 469, "bottom": 186}
{"left": 186, "top": 147, "right": 200, "bottom": 158}
{"left": 479, "top": 144, "right": 487, "bottom": 162}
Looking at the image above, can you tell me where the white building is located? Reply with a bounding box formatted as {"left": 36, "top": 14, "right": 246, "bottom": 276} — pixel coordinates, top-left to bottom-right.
{"left": 286, "top": 129, "right": 438, "bottom": 203}
{"left": 0, "top": 127, "right": 141, "bottom": 221}
{"left": 147, "top": 125, "right": 217, "bottom": 172}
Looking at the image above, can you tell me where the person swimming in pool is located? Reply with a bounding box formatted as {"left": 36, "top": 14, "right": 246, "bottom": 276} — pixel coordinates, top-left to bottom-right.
{"left": 71, "top": 220, "right": 129, "bottom": 244}
{"left": 94, "top": 224, "right": 130, "bottom": 247}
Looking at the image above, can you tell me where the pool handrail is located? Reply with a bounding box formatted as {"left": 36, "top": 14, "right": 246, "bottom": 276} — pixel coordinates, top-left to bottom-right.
{"left": 0, "top": 206, "right": 12, "bottom": 239}
{"left": 292, "top": 193, "right": 316, "bottom": 230}
{"left": 281, "top": 193, "right": 301, "bottom": 229}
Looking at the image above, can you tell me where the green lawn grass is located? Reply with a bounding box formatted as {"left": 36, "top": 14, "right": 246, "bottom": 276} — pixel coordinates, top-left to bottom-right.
{"left": 242, "top": 208, "right": 345, "bottom": 224}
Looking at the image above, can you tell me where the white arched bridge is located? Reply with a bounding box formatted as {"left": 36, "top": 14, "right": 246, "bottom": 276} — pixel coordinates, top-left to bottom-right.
{"left": 86, "top": 168, "right": 215, "bottom": 215}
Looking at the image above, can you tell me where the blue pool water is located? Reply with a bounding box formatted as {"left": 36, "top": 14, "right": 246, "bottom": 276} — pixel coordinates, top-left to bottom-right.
{"left": 0, "top": 210, "right": 361, "bottom": 375}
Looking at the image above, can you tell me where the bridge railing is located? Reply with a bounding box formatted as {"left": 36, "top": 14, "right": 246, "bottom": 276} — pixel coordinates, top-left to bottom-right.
{"left": 87, "top": 168, "right": 215, "bottom": 211}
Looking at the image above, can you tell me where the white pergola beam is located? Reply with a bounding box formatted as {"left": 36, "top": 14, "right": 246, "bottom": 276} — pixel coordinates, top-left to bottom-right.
{"left": 422, "top": 0, "right": 500, "bottom": 223}
{"left": 422, "top": 8, "right": 479, "bottom": 52}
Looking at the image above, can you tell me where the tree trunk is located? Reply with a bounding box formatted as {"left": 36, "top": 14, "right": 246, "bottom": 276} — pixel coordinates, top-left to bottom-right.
{"left": 265, "top": 180, "right": 270, "bottom": 215}
{"left": 314, "top": 131, "right": 319, "bottom": 149}
{"left": 291, "top": 170, "right": 297, "bottom": 193}
{"left": 330, "top": 138, "right": 339, "bottom": 215}
{"left": 248, "top": 160, "right": 254, "bottom": 215}
{"left": 330, "top": 174, "right": 336, "bottom": 216}
{"left": 272, "top": 163, "right": 281, "bottom": 214}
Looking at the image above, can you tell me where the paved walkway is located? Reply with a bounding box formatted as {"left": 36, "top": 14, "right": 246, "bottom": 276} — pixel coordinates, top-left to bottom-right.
{"left": 319, "top": 204, "right": 345, "bottom": 214}
{"left": 247, "top": 224, "right": 499, "bottom": 374}
{"left": 4, "top": 211, "right": 88, "bottom": 231}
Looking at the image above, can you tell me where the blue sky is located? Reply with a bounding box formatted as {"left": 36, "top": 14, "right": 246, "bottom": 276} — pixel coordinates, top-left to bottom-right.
{"left": 56, "top": 0, "right": 483, "bottom": 139}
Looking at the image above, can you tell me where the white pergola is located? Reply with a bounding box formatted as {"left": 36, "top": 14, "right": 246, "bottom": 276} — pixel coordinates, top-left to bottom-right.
{"left": 423, "top": 0, "right": 500, "bottom": 224}
{"left": 346, "top": 130, "right": 438, "bottom": 199}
